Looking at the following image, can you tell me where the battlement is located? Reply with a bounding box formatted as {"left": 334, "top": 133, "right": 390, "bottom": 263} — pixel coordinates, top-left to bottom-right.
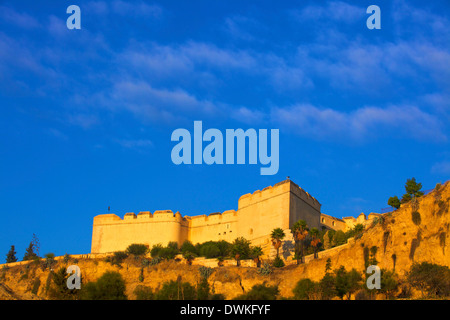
{"left": 93, "top": 210, "right": 188, "bottom": 225}
{"left": 238, "top": 179, "right": 321, "bottom": 212}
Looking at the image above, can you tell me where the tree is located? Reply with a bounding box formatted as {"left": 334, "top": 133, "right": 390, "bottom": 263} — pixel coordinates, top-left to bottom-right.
{"left": 309, "top": 228, "right": 322, "bottom": 259}
{"left": 23, "top": 234, "right": 40, "bottom": 261}
{"left": 293, "top": 278, "right": 320, "bottom": 300}
{"left": 134, "top": 285, "right": 154, "bottom": 300}
{"left": 48, "top": 267, "right": 80, "bottom": 300}
{"left": 270, "top": 228, "right": 286, "bottom": 259}
{"left": 235, "top": 284, "right": 280, "bottom": 300}
{"left": 6, "top": 245, "right": 17, "bottom": 263}
{"left": 80, "top": 271, "right": 127, "bottom": 300}
{"left": 334, "top": 266, "right": 362, "bottom": 300}
{"left": 380, "top": 269, "right": 398, "bottom": 299}
{"left": 231, "top": 237, "right": 251, "bottom": 266}
{"left": 404, "top": 177, "right": 424, "bottom": 199}
{"left": 407, "top": 262, "right": 450, "bottom": 298}
{"left": 401, "top": 193, "right": 412, "bottom": 204}
{"left": 291, "top": 220, "right": 309, "bottom": 264}
{"left": 23, "top": 242, "right": 37, "bottom": 261}
{"left": 320, "top": 273, "right": 337, "bottom": 300}
{"left": 345, "top": 269, "right": 362, "bottom": 300}
{"left": 388, "top": 196, "right": 401, "bottom": 210}
{"left": 332, "top": 230, "right": 347, "bottom": 247}
{"left": 155, "top": 279, "right": 197, "bottom": 300}
{"left": 250, "top": 246, "right": 263, "bottom": 267}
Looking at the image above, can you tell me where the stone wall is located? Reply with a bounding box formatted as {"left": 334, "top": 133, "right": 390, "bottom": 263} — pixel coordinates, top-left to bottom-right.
{"left": 90, "top": 179, "right": 323, "bottom": 255}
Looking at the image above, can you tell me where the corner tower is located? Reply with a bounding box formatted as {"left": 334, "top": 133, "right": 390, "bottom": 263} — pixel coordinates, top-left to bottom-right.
{"left": 235, "top": 179, "right": 321, "bottom": 246}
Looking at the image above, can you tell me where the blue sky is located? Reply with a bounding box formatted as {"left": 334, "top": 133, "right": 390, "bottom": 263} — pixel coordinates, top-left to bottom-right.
{"left": 1, "top": 0, "right": 449, "bottom": 259}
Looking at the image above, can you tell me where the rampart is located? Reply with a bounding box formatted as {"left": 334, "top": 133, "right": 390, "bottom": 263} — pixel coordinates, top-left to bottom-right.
{"left": 91, "top": 179, "right": 329, "bottom": 254}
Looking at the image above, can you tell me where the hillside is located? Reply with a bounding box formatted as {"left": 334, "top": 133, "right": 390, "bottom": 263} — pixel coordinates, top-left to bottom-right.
{"left": 1, "top": 181, "right": 449, "bottom": 300}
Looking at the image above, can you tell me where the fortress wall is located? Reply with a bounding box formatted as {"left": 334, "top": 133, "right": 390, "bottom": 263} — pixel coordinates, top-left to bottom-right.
{"left": 236, "top": 183, "right": 292, "bottom": 242}
{"left": 91, "top": 180, "right": 324, "bottom": 254}
{"left": 187, "top": 210, "right": 238, "bottom": 244}
{"left": 289, "top": 182, "right": 322, "bottom": 229}
{"left": 320, "top": 213, "right": 346, "bottom": 231}
{"left": 91, "top": 211, "right": 189, "bottom": 253}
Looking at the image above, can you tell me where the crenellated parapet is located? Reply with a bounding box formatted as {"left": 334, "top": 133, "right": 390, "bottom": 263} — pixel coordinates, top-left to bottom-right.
{"left": 238, "top": 179, "right": 321, "bottom": 212}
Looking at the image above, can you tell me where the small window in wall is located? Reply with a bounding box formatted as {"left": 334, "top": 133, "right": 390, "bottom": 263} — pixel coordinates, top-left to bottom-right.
{"left": 321, "top": 218, "right": 325, "bottom": 223}
{"left": 223, "top": 232, "right": 226, "bottom": 235}
{"left": 249, "top": 228, "right": 253, "bottom": 235}
{"left": 332, "top": 221, "right": 335, "bottom": 226}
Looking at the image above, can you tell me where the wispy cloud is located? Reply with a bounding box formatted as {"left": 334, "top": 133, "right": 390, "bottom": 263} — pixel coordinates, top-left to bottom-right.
{"left": 271, "top": 104, "right": 446, "bottom": 142}
{"left": 291, "top": 1, "right": 363, "bottom": 24}
{"left": 0, "top": 5, "right": 41, "bottom": 29}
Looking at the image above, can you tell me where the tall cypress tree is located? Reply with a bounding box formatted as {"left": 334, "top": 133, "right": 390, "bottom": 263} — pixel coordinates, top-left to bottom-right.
{"left": 6, "top": 245, "right": 17, "bottom": 263}
{"left": 23, "top": 242, "right": 37, "bottom": 261}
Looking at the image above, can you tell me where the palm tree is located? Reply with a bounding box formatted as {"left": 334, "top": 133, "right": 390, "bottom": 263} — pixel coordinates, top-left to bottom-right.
{"left": 291, "top": 220, "right": 309, "bottom": 264}
{"left": 231, "top": 237, "right": 251, "bottom": 267}
{"left": 250, "top": 246, "right": 263, "bottom": 267}
{"left": 270, "top": 228, "right": 286, "bottom": 258}
{"left": 309, "top": 228, "right": 321, "bottom": 259}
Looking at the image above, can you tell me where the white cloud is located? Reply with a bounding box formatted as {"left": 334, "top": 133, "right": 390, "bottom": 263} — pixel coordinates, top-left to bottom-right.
{"left": 108, "top": 81, "right": 223, "bottom": 123}
{"left": 271, "top": 104, "right": 446, "bottom": 142}
{"left": 293, "top": 1, "right": 363, "bottom": 23}
{"left": 0, "top": 5, "right": 40, "bottom": 29}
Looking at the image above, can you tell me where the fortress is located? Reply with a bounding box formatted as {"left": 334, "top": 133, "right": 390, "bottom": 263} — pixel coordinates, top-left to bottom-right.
{"left": 91, "top": 179, "right": 382, "bottom": 255}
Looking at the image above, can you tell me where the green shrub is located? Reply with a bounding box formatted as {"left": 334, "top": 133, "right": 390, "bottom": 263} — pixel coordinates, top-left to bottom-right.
{"left": 150, "top": 256, "right": 163, "bottom": 265}
{"left": 272, "top": 256, "right": 285, "bottom": 268}
{"left": 43, "top": 253, "right": 56, "bottom": 269}
{"left": 199, "top": 266, "right": 213, "bottom": 280}
{"left": 235, "top": 284, "right": 279, "bottom": 300}
{"left": 159, "top": 246, "right": 179, "bottom": 260}
{"left": 47, "top": 267, "right": 80, "bottom": 300}
{"left": 134, "top": 285, "right": 154, "bottom": 300}
{"left": 197, "top": 278, "right": 210, "bottom": 300}
{"left": 155, "top": 280, "right": 197, "bottom": 300}
{"left": 63, "top": 253, "right": 70, "bottom": 263}
{"left": 293, "top": 279, "right": 318, "bottom": 300}
{"left": 380, "top": 269, "right": 398, "bottom": 299}
{"left": 199, "top": 243, "right": 221, "bottom": 258}
{"left": 411, "top": 211, "right": 421, "bottom": 225}
{"left": 257, "top": 262, "right": 273, "bottom": 276}
{"left": 210, "top": 293, "right": 226, "bottom": 300}
{"left": 141, "top": 259, "right": 150, "bottom": 268}
{"left": 31, "top": 278, "right": 41, "bottom": 295}
{"left": 150, "top": 244, "right": 164, "bottom": 258}
{"left": 105, "top": 251, "right": 128, "bottom": 267}
{"left": 150, "top": 243, "right": 178, "bottom": 260}
{"left": 126, "top": 244, "right": 149, "bottom": 256}
{"left": 180, "top": 240, "right": 197, "bottom": 255}
{"left": 80, "top": 271, "right": 127, "bottom": 300}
